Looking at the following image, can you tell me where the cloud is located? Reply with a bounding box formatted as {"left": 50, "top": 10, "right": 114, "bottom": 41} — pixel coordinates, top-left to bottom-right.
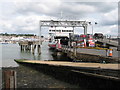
{"left": 100, "top": 8, "right": 118, "bottom": 26}
{"left": 0, "top": 1, "right": 118, "bottom": 36}
{"left": 94, "top": 25, "right": 118, "bottom": 36}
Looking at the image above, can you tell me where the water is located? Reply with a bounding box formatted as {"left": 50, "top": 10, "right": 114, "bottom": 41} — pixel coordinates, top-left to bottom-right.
{"left": 1, "top": 42, "right": 82, "bottom": 88}
{"left": 1, "top": 41, "right": 69, "bottom": 67}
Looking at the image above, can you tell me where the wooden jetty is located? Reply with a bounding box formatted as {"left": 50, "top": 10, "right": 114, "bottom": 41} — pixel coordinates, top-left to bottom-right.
{"left": 19, "top": 41, "right": 42, "bottom": 54}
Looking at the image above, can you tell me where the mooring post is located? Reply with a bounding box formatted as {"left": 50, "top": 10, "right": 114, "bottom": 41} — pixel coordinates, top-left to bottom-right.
{"left": 29, "top": 45, "right": 31, "bottom": 51}
{"left": 21, "top": 45, "right": 24, "bottom": 51}
{"left": 4, "top": 70, "right": 17, "bottom": 89}
{"left": 20, "top": 45, "right": 22, "bottom": 51}
{"left": 27, "top": 45, "right": 30, "bottom": 51}
{"left": 22, "top": 45, "right": 25, "bottom": 51}
{"left": 25, "top": 45, "right": 27, "bottom": 51}
{"left": 32, "top": 45, "right": 36, "bottom": 54}
{"left": 32, "top": 45, "right": 34, "bottom": 53}
{"left": 37, "top": 45, "right": 41, "bottom": 55}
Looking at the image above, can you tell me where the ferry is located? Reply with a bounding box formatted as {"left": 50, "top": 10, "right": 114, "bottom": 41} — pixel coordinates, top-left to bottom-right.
{"left": 48, "top": 27, "right": 74, "bottom": 49}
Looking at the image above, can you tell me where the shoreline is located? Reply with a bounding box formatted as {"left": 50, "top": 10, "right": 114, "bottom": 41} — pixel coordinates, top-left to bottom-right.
{"left": 2, "top": 64, "right": 80, "bottom": 88}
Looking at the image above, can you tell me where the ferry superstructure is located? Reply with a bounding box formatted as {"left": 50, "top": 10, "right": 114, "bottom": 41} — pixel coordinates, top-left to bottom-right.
{"left": 48, "top": 27, "right": 74, "bottom": 49}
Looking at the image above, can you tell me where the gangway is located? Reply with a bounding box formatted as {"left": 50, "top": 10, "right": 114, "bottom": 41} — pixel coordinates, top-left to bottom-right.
{"left": 96, "top": 38, "right": 118, "bottom": 47}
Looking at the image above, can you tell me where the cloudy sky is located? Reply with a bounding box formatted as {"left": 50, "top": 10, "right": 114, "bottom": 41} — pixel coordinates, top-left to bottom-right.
{"left": 0, "top": 0, "right": 119, "bottom": 37}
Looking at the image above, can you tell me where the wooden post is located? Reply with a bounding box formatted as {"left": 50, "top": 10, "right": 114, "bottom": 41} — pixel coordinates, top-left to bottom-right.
{"left": 21, "top": 45, "right": 25, "bottom": 51}
{"left": 22, "top": 45, "right": 24, "bottom": 51}
{"left": 20, "top": 45, "right": 22, "bottom": 51}
{"left": 37, "top": 45, "right": 41, "bottom": 55}
{"left": 4, "top": 70, "right": 17, "bottom": 89}
{"left": 25, "top": 45, "right": 27, "bottom": 51}
{"left": 29, "top": 45, "right": 31, "bottom": 51}
{"left": 32, "top": 45, "right": 36, "bottom": 54}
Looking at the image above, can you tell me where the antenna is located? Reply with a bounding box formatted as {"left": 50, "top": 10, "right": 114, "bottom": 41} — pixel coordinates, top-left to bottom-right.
{"left": 60, "top": 11, "right": 63, "bottom": 19}
{"left": 56, "top": 11, "right": 64, "bottom": 21}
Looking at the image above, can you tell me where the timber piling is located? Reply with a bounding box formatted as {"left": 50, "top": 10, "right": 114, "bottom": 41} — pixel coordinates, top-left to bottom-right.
{"left": 19, "top": 41, "right": 41, "bottom": 55}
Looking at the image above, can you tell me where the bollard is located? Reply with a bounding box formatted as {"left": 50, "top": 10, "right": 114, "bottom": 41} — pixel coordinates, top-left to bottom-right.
{"left": 106, "top": 49, "right": 113, "bottom": 57}
{"left": 109, "top": 49, "right": 113, "bottom": 57}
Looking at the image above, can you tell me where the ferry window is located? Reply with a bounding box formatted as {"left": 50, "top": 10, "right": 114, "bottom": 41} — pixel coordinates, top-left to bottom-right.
{"left": 59, "top": 30, "right": 61, "bottom": 32}
{"left": 49, "top": 30, "right": 51, "bottom": 31}
{"left": 63, "top": 30, "right": 65, "bottom": 32}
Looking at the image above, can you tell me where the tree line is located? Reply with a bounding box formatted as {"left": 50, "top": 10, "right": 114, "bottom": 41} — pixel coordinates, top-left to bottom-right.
{"left": 0, "top": 33, "right": 36, "bottom": 36}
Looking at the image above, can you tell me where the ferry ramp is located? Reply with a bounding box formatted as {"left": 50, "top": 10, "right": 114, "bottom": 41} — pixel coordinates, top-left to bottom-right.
{"left": 96, "top": 38, "right": 118, "bottom": 47}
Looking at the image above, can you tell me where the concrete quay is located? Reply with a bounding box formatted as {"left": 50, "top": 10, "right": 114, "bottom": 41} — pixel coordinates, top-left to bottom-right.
{"left": 14, "top": 59, "right": 120, "bottom": 78}
{"left": 61, "top": 46, "right": 120, "bottom": 63}
{"left": 14, "top": 59, "right": 120, "bottom": 89}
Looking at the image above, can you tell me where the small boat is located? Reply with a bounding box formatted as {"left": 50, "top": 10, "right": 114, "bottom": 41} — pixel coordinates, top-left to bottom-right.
{"left": 0, "top": 42, "right": 9, "bottom": 44}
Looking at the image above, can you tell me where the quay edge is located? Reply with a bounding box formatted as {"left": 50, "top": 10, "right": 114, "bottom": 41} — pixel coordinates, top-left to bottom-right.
{"left": 14, "top": 59, "right": 120, "bottom": 89}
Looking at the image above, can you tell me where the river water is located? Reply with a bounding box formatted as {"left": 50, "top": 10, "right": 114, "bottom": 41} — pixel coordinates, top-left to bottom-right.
{"left": 1, "top": 41, "right": 71, "bottom": 67}
{"left": 1, "top": 42, "right": 84, "bottom": 88}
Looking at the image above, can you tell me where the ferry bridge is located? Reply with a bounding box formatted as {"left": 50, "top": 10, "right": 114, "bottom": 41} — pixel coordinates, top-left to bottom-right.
{"left": 39, "top": 20, "right": 119, "bottom": 48}
{"left": 39, "top": 20, "right": 88, "bottom": 36}
{"left": 96, "top": 38, "right": 118, "bottom": 47}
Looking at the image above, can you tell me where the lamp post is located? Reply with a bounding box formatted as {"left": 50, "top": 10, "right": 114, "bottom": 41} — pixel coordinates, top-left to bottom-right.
{"left": 89, "top": 22, "right": 98, "bottom": 35}
{"left": 39, "top": 21, "right": 41, "bottom": 45}
{"left": 39, "top": 21, "right": 42, "bottom": 54}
